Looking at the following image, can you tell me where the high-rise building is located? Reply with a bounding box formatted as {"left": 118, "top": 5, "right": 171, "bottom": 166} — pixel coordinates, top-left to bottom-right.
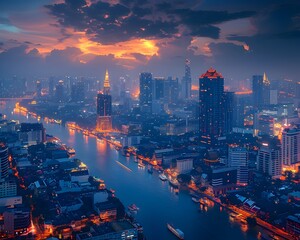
{"left": 71, "top": 81, "right": 85, "bottom": 102}
{"left": 154, "top": 77, "right": 164, "bottom": 100}
{"left": 199, "top": 68, "right": 224, "bottom": 146}
{"left": 252, "top": 73, "right": 270, "bottom": 109}
{"left": 181, "top": 59, "right": 191, "bottom": 100}
{"left": 96, "top": 70, "right": 112, "bottom": 132}
{"left": 48, "top": 77, "right": 54, "bottom": 98}
{"left": 0, "top": 143, "right": 9, "bottom": 180}
{"left": 282, "top": 127, "right": 300, "bottom": 168}
{"left": 139, "top": 72, "right": 153, "bottom": 113}
{"left": 223, "top": 92, "right": 234, "bottom": 135}
{"left": 228, "top": 147, "right": 249, "bottom": 186}
{"left": 36, "top": 80, "right": 42, "bottom": 99}
{"left": 164, "top": 77, "right": 179, "bottom": 105}
{"left": 55, "top": 80, "right": 64, "bottom": 103}
{"left": 257, "top": 141, "right": 281, "bottom": 178}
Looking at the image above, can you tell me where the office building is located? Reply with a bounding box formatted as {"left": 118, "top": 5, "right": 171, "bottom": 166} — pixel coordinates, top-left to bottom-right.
{"left": 36, "top": 80, "right": 42, "bottom": 98}
{"left": 139, "top": 72, "right": 153, "bottom": 113}
{"left": 55, "top": 80, "right": 64, "bottom": 103}
{"left": 282, "top": 127, "right": 300, "bottom": 168}
{"left": 199, "top": 67, "right": 224, "bottom": 146}
{"left": 223, "top": 91, "right": 234, "bottom": 135}
{"left": 176, "top": 158, "right": 193, "bottom": 174}
{"left": 71, "top": 81, "right": 85, "bottom": 102}
{"left": 181, "top": 59, "right": 192, "bottom": 100}
{"left": 0, "top": 179, "right": 17, "bottom": 198}
{"left": 228, "top": 147, "right": 249, "bottom": 186}
{"left": 252, "top": 73, "right": 270, "bottom": 109}
{"left": 18, "top": 123, "right": 46, "bottom": 144}
{"left": 257, "top": 141, "right": 281, "bottom": 178}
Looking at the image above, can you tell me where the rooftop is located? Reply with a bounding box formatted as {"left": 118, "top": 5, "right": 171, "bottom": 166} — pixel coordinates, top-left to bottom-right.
{"left": 200, "top": 67, "right": 223, "bottom": 79}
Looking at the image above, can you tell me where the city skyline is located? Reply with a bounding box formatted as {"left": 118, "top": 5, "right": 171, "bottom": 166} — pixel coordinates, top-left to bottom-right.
{"left": 0, "top": 0, "right": 300, "bottom": 83}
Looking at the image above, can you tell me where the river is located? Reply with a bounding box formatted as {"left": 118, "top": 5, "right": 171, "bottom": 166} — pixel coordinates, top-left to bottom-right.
{"left": 1, "top": 101, "right": 262, "bottom": 240}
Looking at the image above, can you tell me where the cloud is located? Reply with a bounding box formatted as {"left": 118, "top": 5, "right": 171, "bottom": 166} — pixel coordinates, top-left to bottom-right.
{"left": 46, "top": 0, "right": 255, "bottom": 44}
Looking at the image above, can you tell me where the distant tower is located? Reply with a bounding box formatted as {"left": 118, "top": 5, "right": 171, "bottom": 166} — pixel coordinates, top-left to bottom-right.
{"left": 96, "top": 70, "right": 112, "bottom": 132}
{"left": 252, "top": 73, "right": 270, "bottom": 109}
{"left": 55, "top": 80, "right": 64, "bottom": 103}
{"left": 181, "top": 59, "right": 192, "bottom": 100}
{"left": 49, "top": 77, "right": 54, "bottom": 98}
{"left": 199, "top": 67, "right": 224, "bottom": 146}
{"left": 36, "top": 80, "right": 42, "bottom": 99}
{"left": 139, "top": 72, "right": 153, "bottom": 113}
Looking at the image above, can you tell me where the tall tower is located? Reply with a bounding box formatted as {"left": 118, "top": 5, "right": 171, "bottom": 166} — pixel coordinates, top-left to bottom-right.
{"left": 96, "top": 70, "right": 112, "bottom": 132}
{"left": 181, "top": 59, "right": 191, "bottom": 100}
{"left": 252, "top": 73, "right": 270, "bottom": 109}
{"left": 36, "top": 80, "right": 42, "bottom": 99}
{"left": 139, "top": 72, "right": 153, "bottom": 114}
{"left": 199, "top": 67, "right": 224, "bottom": 146}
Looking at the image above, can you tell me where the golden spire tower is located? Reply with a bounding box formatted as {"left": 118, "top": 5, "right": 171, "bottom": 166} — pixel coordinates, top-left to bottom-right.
{"left": 263, "top": 72, "right": 270, "bottom": 85}
{"left": 103, "top": 69, "right": 110, "bottom": 94}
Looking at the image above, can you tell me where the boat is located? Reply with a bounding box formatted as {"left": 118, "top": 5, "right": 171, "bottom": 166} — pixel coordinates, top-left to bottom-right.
{"left": 138, "top": 162, "right": 146, "bottom": 169}
{"left": 167, "top": 223, "right": 184, "bottom": 239}
{"left": 192, "top": 197, "right": 199, "bottom": 203}
{"left": 159, "top": 174, "right": 168, "bottom": 181}
{"left": 66, "top": 147, "right": 75, "bottom": 155}
{"left": 169, "top": 178, "right": 180, "bottom": 188}
{"left": 128, "top": 204, "right": 139, "bottom": 212}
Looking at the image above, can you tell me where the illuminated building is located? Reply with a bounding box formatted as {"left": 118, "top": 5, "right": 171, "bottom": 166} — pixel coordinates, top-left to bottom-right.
{"left": 139, "top": 72, "right": 153, "bottom": 113}
{"left": 199, "top": 68, "right": 224, "bottom": 146}
{"left": 0, "top": 143, "right": 9, "bottom": 180}
{"left": 164, "top": 77, "right": 179, "bottom": 104}
{"left": 0, "top": 179, "right": 17, "bottom": 198}
{"left": 96, "top": 70, "right": 112, "bottom": 132}
{"left": 176, "top": 158, "right": 193, "bottom": 174}
{"left": 252, "top": 73, "right": 270, "bottom": 109}
{"left": 36, "top": 80, "right": 41, "bottom": 99}
{"left": 282, "top": 126, "right": 300, "bottom": 169}
{"left": 254, "top": 113, "right": 275, "bottom": 136}
{"left": 228, "top": 147, "right": 249, "bottom": 185}
{"left": 181, "top": 59, "right": 191, "bottom": 100}
{"left": 209, "top": 166, "right": 237, "bottom": 195}
{"left": 257, "top": 141, "right": 281, "bottom": 178}
{"left": 18, "top": 123, "right": 46, "bottom": 144}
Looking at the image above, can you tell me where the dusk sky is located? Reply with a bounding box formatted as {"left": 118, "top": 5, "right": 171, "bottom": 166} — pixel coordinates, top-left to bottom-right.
{"left": 0, "top": 0, "right": 300, "bottom": 87}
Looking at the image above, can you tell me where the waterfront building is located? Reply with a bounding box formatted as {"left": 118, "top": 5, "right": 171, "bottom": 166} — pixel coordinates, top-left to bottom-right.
{"left": 228, "top": 147, "right": 249, "bottom": 186}
{"left": 176, "top": 158, "right": 193, "bottom": 174}
{"left": 252, "top": 73, "right": 270, "bottom": 109}
{"left": 209, "top": 166, "right": 237, "bottom": 195}
{"left": 18, "top": 123, "right": 46, "bottom": 144}
{"left": 96, "top": 70, "right": 113, "bottom": 132}
{"left": 139, "top": 72, "right": 153, "bottom": 113}
{"left": 257, "top": 140, "right": 281, "bottom": 178}
{"left": 0, "top": 143, "right": 9, "bottom": 180}
{"left": 199, "top": 68, "right": 225, "bottom": 146}
{"left": 181, "top": 59, "right": 192, "bottom": 100}
{"left": 282, "top": 126, "right": 300, "bottom": 171}
{"left": 76, "top": 220, "right": 138, "bottom": 240}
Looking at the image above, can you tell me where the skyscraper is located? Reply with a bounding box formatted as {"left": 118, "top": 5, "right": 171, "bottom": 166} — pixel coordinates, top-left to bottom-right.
{"left": 223, "top": 92, "right": 234, "bottom": 135}
{"left": 96, "top": 70, "right": 112, "bottom": 132}
{"left": 139, "top": 72, "right": 153, "bottom": 113}
{"left": 257, "top": 140, "right": 281, "bottom": 178}
{"left": 36, "top": 80, "right": 42, "bottom": 99}
{"left": 55, "top": 80, "right": 64, "bottom": 103}
{"left": 252, "top": 73, "right": 270, "bottom": 109}
{"left": 0, "top": 143, "right": 9, "bottom": 180}
{"left": 282, "top": 126, "right": 300, "bottom": 168}
{"left": 199, "top": 68, "right": 224, "bottom": 146}
{"left": 71, "top": 81, "right": 85, "bottom": 102}
{"left": 48, "top": 77, "right": 54, "bottom": 98}
{"left": 181, "top": 59, "right": 191, "bottom": 100}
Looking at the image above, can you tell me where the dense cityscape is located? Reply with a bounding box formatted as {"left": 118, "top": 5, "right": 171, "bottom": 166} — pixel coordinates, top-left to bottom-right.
{"left": 0, "top": 0, "right": 300, "bottom": 240}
